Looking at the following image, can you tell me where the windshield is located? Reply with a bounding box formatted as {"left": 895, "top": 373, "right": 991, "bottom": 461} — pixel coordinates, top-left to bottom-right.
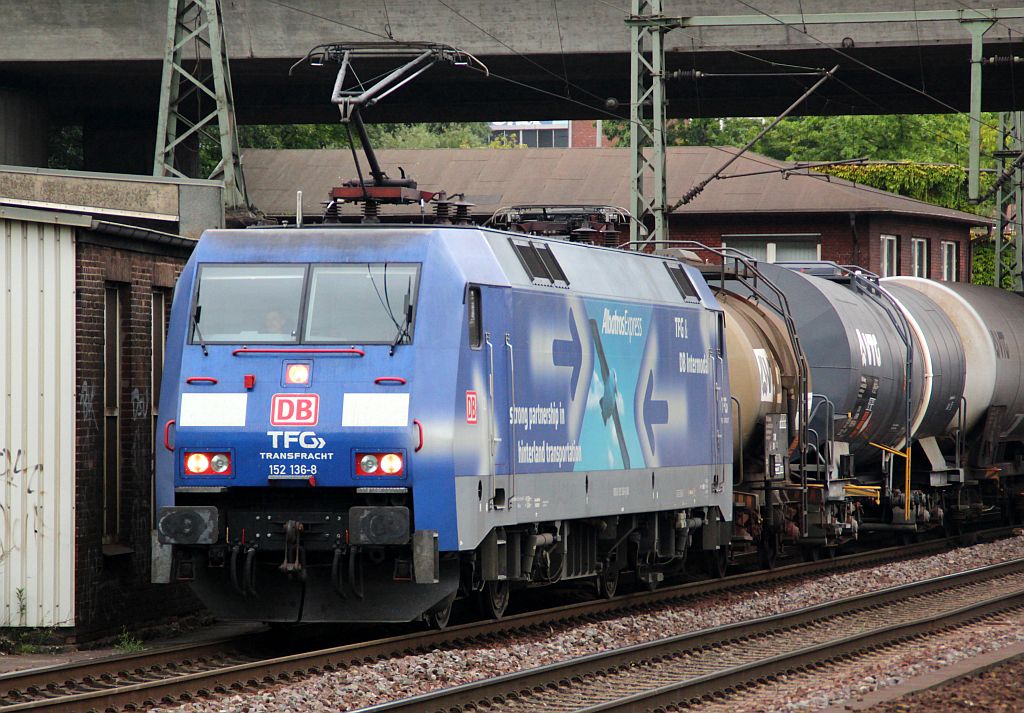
{"left": 189, "top": 263, "right": 420, "bottom": 345}
{"left": 192, "top": 265, "right": 305, "bottom": 343}
{"left": 305, "top": 264, "right": 418, "bottom": 344}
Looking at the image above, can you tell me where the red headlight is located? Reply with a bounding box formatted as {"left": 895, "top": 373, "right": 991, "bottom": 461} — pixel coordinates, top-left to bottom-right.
{"left": 355, "top": 452, "right": 404, "bottom": 476}
{"left": 184, "top": 451, "right": 232, "bottom": 475}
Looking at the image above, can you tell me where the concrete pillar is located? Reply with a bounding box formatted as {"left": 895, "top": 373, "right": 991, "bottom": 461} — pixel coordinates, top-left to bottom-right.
{"left": 0, "top": 89, "right": 48, "bottom": 167}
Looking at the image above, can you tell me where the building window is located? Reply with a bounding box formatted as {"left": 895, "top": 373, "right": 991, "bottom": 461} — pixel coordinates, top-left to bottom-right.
{"left": 911, "top": 238, "right": 930, "bottom": 278}
{"left": 151, "top": 290, "right": 168, "bottom": 523}
{"left": 941, "top": 241, "right": 959, "bottom": 281}
{"left": 880, "top": 234, "right": 900, "bottom": 277}
{"left": 489, "top": 121, "right": 569, "bottom": 148}
{"left": 103, "top": 285, "right": 125, "bottom": 543}
{"left": 721, "top": 234, "right": 821, "bottom": 264}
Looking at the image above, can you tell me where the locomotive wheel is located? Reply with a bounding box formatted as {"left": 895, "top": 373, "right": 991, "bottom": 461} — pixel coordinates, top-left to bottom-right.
{"left": 596, "top": 566, "right": 619, "bottom": 599}
{"left": 425, "top": 595, "right": 454, "bottom": 630}
{"left": 477, "top": 580, "right": 511, "bottom": 620}
{"left": 703, "top": 547, "right": 728, "bottom": 579}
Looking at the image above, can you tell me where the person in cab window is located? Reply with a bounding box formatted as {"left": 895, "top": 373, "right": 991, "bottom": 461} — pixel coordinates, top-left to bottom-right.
{"left": 262, "top": 309, "right": 290, "bottom": 337}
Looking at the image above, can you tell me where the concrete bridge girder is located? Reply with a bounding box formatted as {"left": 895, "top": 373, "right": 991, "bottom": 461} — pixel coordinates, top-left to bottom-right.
{"left": 1, "top": 1, "right": 1024, "bottom": 173}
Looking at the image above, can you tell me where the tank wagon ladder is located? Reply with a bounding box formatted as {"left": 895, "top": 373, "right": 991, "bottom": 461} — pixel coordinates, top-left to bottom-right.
{"left": 621, "top": 240, "right": 812, "bottom": 561}
{"left": 780, "top": 262, "right": 916, "bottom": 523}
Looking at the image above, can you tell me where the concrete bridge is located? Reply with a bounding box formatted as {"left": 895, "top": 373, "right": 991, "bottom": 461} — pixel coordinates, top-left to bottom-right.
{"left": 2, "top": 1, "right": 1023, "bottom": 173}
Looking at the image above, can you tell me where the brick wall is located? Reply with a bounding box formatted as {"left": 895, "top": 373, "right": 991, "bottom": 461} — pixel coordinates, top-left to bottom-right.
{"left": 570, "top": 120, "right": 604, "bottom": 148}
{"left": 867, "top": 215, "right": 971, "bottom": 280}
{"left": 75, "top": 234, "right": 199, "bottom": 636}
{"left": 666, "top": 212, "right": 973, "bottom": 281}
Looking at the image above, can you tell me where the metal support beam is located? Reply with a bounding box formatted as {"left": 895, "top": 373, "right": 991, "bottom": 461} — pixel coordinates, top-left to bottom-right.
{"left": 154, "top": 0, "right": 248, "bottom": 211}
{"left": 994, "top": 112, "right": 1024, "bottom": 291}
{"left": 625, "top": 8, "right": 1024, "bottom": 29}
{"left": 965, "top": 19, "right": 994, "bottom": 202}
{"left": 629, "top": 0, "right": 667, "bottom": 246}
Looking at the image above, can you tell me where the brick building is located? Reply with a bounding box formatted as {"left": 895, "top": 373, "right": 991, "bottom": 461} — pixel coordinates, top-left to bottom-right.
{"left": 0, "top": 167, "right": 220, "bottom": 637}
{"left": 243, "top": 147, "right": 988, "bottom": 282}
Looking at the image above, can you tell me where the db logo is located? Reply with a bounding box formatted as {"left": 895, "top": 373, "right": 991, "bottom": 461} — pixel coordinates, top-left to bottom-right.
{"left": 271, "top": 394, "right": 319, "bottom": 426}
{"left": 465, "top": 391, "right": 478, "bottom": 425}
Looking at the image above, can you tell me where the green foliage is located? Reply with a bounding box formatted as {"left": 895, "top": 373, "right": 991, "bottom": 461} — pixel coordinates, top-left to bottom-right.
{"left": 47, "top": 126, "right": 84, "bottom": 170}
{"left": 813, "top": 162, "right": 990, "bottom": 214}
{"left": 115, "top": 626, "right": 145, "bottom": 653}
{"left": 971, "top": 241, "right": 1019, "bottom": 289}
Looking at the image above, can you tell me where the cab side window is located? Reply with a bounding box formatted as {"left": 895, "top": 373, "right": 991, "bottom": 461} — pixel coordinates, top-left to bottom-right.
{"left": 468, "top": 285, "right": 483, "bottom": 349}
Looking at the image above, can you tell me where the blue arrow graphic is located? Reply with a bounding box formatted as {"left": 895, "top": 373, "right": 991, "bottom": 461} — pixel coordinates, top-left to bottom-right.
{"left": 552, "top": 308, "right": 583, "bottom": 399}
{"left": 643, "top": 369, "right": 669, "bottom": 455}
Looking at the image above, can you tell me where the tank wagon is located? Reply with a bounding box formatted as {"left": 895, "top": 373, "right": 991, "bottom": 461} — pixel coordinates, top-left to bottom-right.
{"left": 705, "top": 256, "right": 1024, "bottom": 560}
{"left": 153, "top": 225, "right": 733, "bottom": 624}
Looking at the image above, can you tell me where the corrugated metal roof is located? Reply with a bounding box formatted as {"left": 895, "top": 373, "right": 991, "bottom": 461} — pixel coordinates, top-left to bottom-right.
{"left": 242, "top": 147, "right": 991, "bottom": 226}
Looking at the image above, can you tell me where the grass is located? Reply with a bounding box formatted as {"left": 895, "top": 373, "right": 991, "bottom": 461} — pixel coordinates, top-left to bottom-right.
{"left": 114, "top": 626, "right": 145, "bottom": 653}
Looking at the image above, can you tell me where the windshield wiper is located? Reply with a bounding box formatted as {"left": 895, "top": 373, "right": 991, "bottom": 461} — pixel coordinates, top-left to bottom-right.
{"left": 390, "top": 302, "right": 413, "bottom": 357}
{"left": 192, "top": 305, "right": 209, "bottom": 357}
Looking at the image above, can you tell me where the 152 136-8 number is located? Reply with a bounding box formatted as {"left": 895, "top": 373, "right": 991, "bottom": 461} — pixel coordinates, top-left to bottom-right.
{"left": 268, "top": 464, "right": 318, "bottom": 476}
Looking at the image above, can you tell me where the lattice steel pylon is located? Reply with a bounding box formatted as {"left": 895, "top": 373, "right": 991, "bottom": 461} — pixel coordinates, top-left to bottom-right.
{"left": 628, "top": 0, "right": 667, "bottom": 246}
{"left": 153, "top": 0, "right": 248, "bottom": 211}
{"left": 994, "top": 112, "right": 1024, "bottom": 292}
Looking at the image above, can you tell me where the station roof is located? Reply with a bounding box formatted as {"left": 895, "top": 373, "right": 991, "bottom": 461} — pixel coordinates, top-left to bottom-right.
{"left": 242, "top": 147, "right": 992, "bottom": 227}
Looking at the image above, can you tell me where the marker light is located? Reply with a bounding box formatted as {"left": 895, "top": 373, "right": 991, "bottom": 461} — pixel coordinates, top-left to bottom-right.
{"left": 355, "top": 452, "right": 405, "bottom": 476}
{"left": 380, "top": 453, "right": 403, "bottom": 474}
{"left": 285, "top": 363, "right": 311, "bottom": 385}
{"left": 184, "top": 451, "right": 233, "bottom": 476}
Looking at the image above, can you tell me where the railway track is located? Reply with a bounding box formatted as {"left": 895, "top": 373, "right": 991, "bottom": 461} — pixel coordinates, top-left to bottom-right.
{"left": 0, "top": 531, "right": 1008, "bottom": 712}
{"left": 366, "top": 556, "right": 1024, "bottom": 712}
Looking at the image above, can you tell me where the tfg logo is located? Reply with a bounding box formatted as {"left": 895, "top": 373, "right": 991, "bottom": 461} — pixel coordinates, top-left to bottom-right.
{"left": 271, "top": 393, "right": 319, "bottom": 426}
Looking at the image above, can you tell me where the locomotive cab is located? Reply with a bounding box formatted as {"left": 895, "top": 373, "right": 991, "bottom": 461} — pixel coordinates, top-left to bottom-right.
{"left": 154, "top": 227, "right": 469, "bottom": 623}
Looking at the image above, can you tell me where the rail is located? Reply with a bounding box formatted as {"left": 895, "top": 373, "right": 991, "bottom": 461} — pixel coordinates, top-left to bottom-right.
{"left": 2, "top": 531, "right": 1009, "bottom": 712}
{"left": 364, "top": 556, "right": 1024, "bottom": 712}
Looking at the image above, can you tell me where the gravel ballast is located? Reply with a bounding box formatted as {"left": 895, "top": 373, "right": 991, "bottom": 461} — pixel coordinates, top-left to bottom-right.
{"left": 155, "top": 537, "right": 1024, "bottom": 713}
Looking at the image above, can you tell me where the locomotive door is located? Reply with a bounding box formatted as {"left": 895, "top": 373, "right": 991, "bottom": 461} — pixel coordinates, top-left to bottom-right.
{"left": 480, "top": 285, "right": 513, "bottom": 509}
{"left": 711, "top": 311, "right": 726, "bottom": 493}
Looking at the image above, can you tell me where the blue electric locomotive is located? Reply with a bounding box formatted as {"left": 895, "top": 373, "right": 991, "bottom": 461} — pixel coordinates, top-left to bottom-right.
{"left": 154, "top": 224, "right": 733, "bottom": 624}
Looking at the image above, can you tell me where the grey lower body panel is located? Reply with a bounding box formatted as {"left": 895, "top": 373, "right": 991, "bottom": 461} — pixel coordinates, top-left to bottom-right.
{"left": 454, "top": 465, "right": 732, "bottom": 551}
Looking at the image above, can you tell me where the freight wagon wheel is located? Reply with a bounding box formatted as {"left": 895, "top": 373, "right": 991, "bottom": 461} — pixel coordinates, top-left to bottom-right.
{"left": 801, "top": 545, "right": 821, "bottom": 562}
{"left": 758, "top": 533, "right": 779, "bottom": 570}
{"left": 477, "top": 580, "right": 511, "bottom": 620}
{"left": 596, "top": 566, "right": 619, "bottom": 599}
{"left": 703, "top": 547, "right": 728, "bottom": 579}
{"left": 425, "top": 594, "right": 455, "bottom": 630}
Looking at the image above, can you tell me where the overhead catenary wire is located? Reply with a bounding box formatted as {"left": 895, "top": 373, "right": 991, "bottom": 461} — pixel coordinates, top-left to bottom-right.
{"left": 729, "top": 0, "right": 1004, "bottom": 136}
{"left": 261, "top": 0, "right": 993, "bottom": 213}
{"left": 672, "top": 65, "right": 839, "bottom": 208}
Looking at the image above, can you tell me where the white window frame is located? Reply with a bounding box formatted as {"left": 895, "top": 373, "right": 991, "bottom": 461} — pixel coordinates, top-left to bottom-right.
{"left": 721, "top": 234, "right": 822, "bottom": 264}
{"left": 911, "top": 237, "right": 930, "bottom": 278}
{"left": 880, "top": 234, "right": 899, "bottom": 277}
{"left": 941, "top": 241, "right": 959, "bottom": 281}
